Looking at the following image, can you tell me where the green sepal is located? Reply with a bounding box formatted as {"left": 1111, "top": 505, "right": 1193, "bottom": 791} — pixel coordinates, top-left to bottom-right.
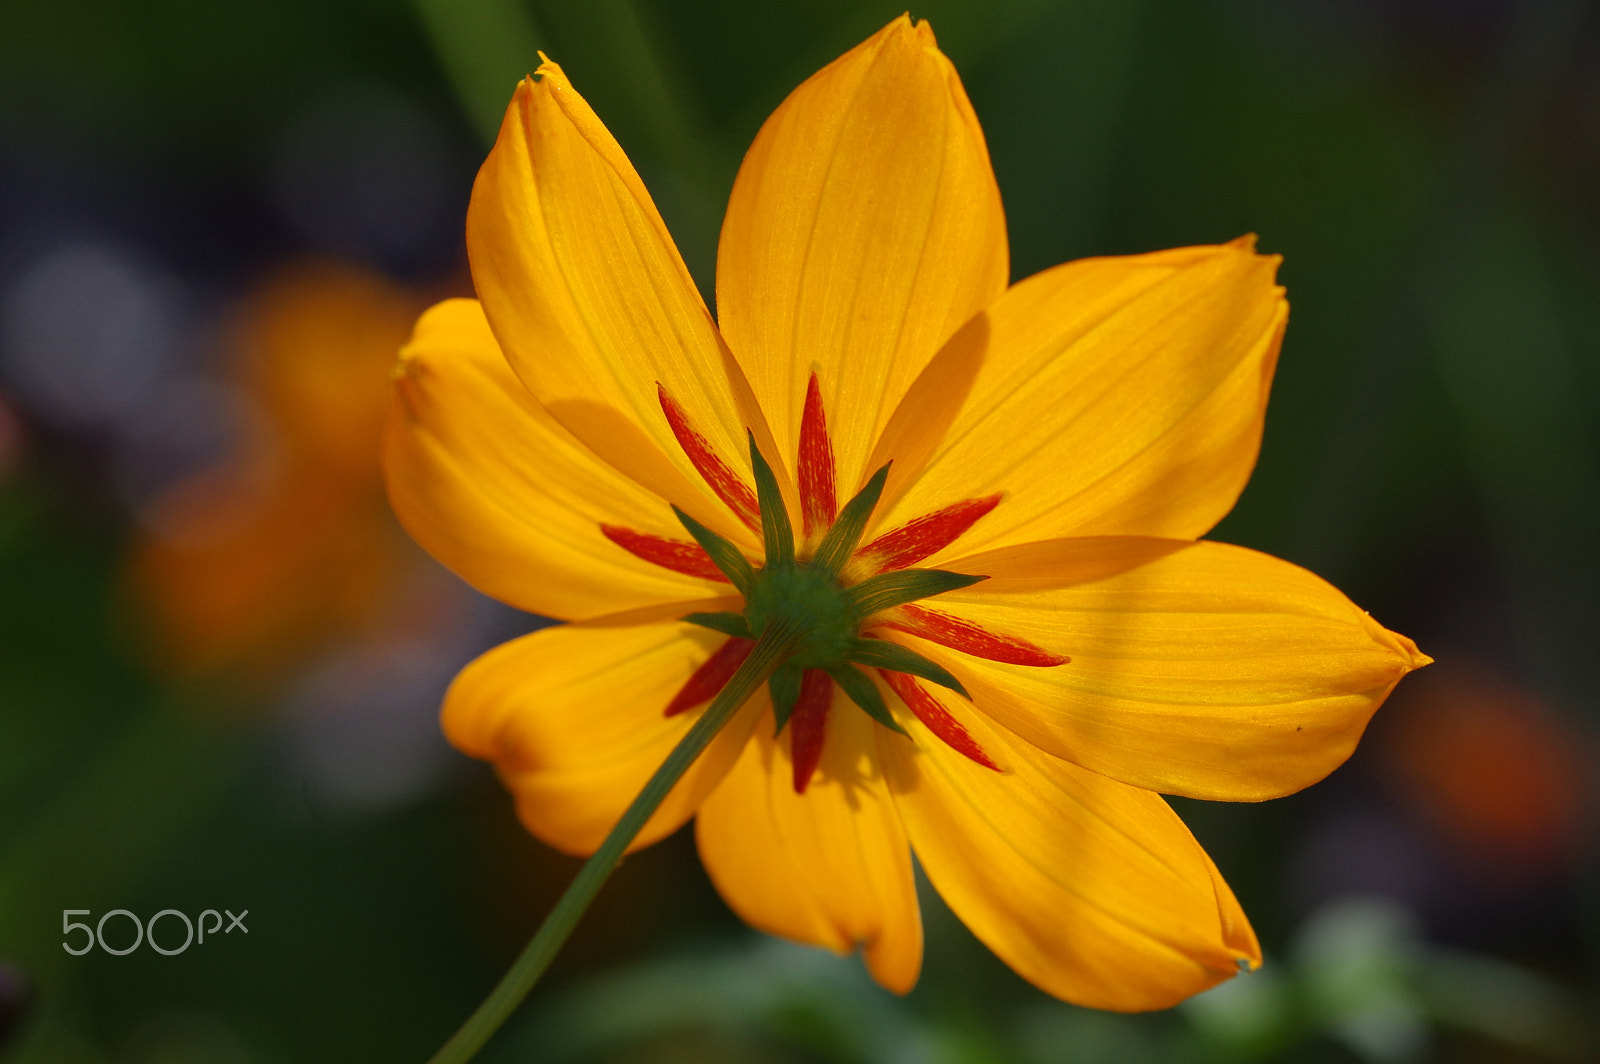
{"left": 843, "top": 568, "right": 987, "bottom": 618}
{"left": 847, "top": 637, "right": 969, "bottom": 699}
{"left": 826, "top": 663, "right": 907, "bottom": 735}
{"left": 768, "top": 664, "right": 802, "bottom": 734}
{"left": 683, "top": 612, "right": 753, "bottom": 640}
{"left": 747, "top": 433, "right": 794, "bottom": 568}
{"left": 810, "top": 462, "right": 890, "bottom": 576}
{"left": 671, "top": 505, "right": 755, "bottom": 594}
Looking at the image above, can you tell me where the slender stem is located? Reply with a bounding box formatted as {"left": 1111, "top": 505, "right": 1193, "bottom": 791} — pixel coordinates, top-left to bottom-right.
{"left": 426, "top": 625, "right": 797, "bottom": 1064}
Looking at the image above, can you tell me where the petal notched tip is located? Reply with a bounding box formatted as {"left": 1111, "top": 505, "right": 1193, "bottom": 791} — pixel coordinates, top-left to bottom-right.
{"left": 531, "top": 53, "right": 566, "bottom": 86}
{"left": 899, "top": 11, "right": 938, "bottom": 46}
{"left": 859, "top": 12, "right": 948, "bottom": 76}
{"left": 1205, "top": 233, "right": 1284, "bottom": 294}
{"left": 1229, "top": 234, "right": 1287, "bottom": 303}
{"left": 1223, "top": 232, "right": 1283, "bottom": 273}
{"left": 1362, "top": 613, "right": 1433, "bottom": 676}
{"left": 504, "top": 61, "right": 582, "bottom": 144}
{"left": 1392, "top": 630, "right": 1433, "bottom": 672}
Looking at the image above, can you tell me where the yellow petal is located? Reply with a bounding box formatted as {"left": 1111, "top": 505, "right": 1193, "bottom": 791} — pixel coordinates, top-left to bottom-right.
{"left": 384, "top": 299, "right": 738, "bottom": 620}
{"left": 879, "top": 692, "right": 1259, "bottom": 1011}
{"left": 695, "top": 699, "right": 923, "bottom": 993}
{"left": 896, "top": 537, "right": 1429, "bottom": 801}
{"left": 444, "top": 619, "right": 763, "bottom": 856}
{"left": 716, "top": 15, "right": 1008, "bottom": 500}
{"left": 871, "top": 240, "right": 1286, "bottom": 549}
{"left": 467, "top": 61, "right": 776, "bottom": 544}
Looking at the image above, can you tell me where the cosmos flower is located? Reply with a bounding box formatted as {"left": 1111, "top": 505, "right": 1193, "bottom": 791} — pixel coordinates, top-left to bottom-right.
{"left": 384, "top": 16, "right": 1427, "bottom": 1009}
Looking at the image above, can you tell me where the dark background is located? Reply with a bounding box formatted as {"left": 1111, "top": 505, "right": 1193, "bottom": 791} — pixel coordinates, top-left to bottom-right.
{"left": 1, "top": 0, "right": 1596, "bottom": 1061}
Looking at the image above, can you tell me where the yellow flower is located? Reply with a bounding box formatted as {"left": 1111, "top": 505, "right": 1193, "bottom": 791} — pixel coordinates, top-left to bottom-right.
{"left": 384, "top": 16, "right": 1427, "bottom": 1010}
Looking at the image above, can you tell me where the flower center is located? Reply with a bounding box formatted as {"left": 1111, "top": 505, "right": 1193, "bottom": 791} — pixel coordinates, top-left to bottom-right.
{"left": 602, "top": 375, "right": 1069, "bottom": 791}
{"left": 744, "top": 562, "right": 854, "bottom": 671}
{"left": 666, "top": 430, "right": 987, "bottom": 741}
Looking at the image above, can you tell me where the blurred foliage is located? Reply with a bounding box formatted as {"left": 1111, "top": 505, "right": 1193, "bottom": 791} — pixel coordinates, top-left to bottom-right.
{"left": 1, "top": 0, "right": 1598, "bottom": 1061}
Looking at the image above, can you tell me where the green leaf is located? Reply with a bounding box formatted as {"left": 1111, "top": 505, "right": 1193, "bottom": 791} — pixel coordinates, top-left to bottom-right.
{"left": 682, "top": 612, "right": 753, "bottom": 640}
{"left": 843, "top": 568, "right": 987, "bottom": 618}
{"left": 826, "top": 664, "right": 906, "bottom": 735}
{"left": 671, "top": 506, "right": 755, "bottom": 594}
{"left": 747, "top": 432, "right": 794, "bottom": 567}
{"left": 810, "top": 462, "right": 890, "bottom": 576}
{"left": 847, "top": 638, "right": 969, "bottom": 699}
{"left": 768, "top": 665, "right": 802, "bottom": 734}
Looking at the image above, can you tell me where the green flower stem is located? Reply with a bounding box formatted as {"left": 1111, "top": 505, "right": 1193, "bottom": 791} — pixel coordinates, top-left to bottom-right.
{"left": 425, "top": 622, "right": 799, "bottom": 1064}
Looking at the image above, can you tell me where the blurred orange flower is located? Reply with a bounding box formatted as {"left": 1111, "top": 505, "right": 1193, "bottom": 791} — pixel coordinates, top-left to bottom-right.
{"left": 385, "top": 17, "right": 1428, "bottom": 1009}
{"left": 1379, "top": 662, "right": 1590, "bottom": 877}
{"left": 132, "top": 258, "right": 425, "bottom": 683}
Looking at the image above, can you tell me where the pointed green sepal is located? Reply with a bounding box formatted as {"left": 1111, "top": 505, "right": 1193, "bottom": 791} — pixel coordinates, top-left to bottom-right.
{"left": 826, "top": 663, "right": 907, "bottom": 735}
{"left": 768, "top": 664, "right": 802, "bottom": 734}
{"left": 811, "top": 462, "right": 890, "bottom": 576}
{"left": 747, "top": 432, "right": 794, "bottom": 568}
{"left": 683, "top": 611, "right": 754, "bottom": 640}
{"left": 843, "top": 568, "right": 987, "bottom": 619}
{"left": 671, "top": 505, "right": 755, "bottom": 594}
{"left": 847, "top": 637, "right": 969, "bottom": 699}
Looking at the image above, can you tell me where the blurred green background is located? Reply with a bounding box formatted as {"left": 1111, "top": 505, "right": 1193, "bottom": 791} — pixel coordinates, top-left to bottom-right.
{"left": 2, "top": 0, "right": 1597, "bottom": 1061}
